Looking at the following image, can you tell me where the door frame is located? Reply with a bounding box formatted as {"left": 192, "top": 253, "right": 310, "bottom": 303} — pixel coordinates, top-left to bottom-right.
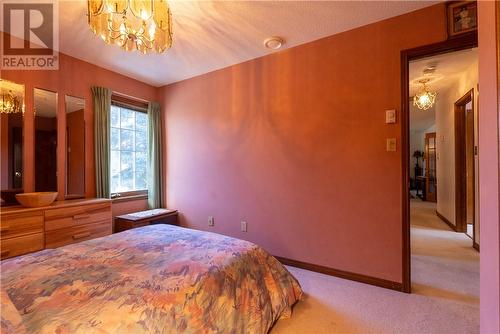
{"left": 454, "top": 89, "right": 475, "bottom": 234}
{"left": 400, "top": 32, "right": 477, "bottom": 293}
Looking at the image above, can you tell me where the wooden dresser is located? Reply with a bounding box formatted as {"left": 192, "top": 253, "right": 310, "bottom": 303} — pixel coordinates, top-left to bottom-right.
{"left": 1, "top": 199, "right": 112, "bottom": 260}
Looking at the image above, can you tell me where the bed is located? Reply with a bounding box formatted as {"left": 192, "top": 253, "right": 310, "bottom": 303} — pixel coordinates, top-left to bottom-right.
{"left": 0, "top": 224, "right": 302, "bottom": 333}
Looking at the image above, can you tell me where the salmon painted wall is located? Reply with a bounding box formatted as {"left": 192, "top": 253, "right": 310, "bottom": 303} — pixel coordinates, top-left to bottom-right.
{"left": 1, "top": 52, "right": 156, "bottom": 216}
{"left": 478, "top": 1, "right": 500, "bottom": 333}
{"left": 159, "top": 5, "right": 447, "bottom": 283}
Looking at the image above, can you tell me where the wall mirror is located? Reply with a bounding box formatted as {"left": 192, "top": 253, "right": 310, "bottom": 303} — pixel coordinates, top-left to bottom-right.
{"left": 65, "top": 95, "right": 85, "bottom": 198}
{"left": 34, "top": 88, "right": 58, "bottom": 192}
{"left": 0, "top": 80, "right": 24, "bottom": 206}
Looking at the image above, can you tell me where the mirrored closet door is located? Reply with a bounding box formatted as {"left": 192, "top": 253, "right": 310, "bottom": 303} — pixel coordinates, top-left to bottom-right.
{"left": 34, "top": 88, "right": 58, "bottom": 192}
{"left": 65, "top": 95, "right": 85, "bottom": 198}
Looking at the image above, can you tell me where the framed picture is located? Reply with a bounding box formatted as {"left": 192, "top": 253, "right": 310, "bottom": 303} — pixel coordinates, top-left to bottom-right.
{"left": 447, "top": 1, "right": 478, "bottom": 38}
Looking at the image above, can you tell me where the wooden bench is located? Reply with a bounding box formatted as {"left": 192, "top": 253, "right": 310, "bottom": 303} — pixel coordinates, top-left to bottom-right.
{"left": 114, "top": 209, "right": 178, "bottom": 233}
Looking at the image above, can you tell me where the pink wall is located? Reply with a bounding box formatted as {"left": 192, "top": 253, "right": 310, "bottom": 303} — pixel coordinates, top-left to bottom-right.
{"left": 159, "top": 4, "right": 447, "bottom": 284}
{"left": 478, "top": 2, "right": 500, "bottom": 333}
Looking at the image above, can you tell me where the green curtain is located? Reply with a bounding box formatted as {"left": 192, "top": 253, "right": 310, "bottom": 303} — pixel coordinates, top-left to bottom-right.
{"left": 92, "top": 86, "right": 112, "bottom": 198}
{"left": 148, "top": 101, "right": 164, "bottom": 208}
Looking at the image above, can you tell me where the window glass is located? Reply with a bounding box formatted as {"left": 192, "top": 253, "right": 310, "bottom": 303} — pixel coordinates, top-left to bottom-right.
{"left": 110, "top": 105, "right": 148, "bottom": 194}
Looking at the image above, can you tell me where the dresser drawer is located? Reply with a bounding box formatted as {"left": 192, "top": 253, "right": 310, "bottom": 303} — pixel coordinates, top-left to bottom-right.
{"left": 1, "top": 233, "right": 44, "bottom": 260}
{"left": 0, "top": 211, "right": 44, "bottom": 240}
{"left": 45, "top": 220, "right": 112, "bottom": 248}
{"left": 45, "top": 203, "right": 112, "bottom": 231}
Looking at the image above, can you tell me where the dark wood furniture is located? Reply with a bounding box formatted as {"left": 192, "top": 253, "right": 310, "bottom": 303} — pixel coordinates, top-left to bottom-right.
{"left": 415, "top": 176, "right": 427, "bottom": 201}
{"left": 114, "top": 209, "right": 178, "bottom": 232}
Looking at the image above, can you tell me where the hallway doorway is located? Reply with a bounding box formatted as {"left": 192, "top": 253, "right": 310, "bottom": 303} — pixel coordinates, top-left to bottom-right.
{"left": 401, "top": 33, "right": 479, "bottom": 292}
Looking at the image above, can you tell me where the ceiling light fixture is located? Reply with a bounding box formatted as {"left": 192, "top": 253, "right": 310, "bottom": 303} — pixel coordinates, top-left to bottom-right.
{"left": 87, "top": 0, "right": 173, "bottom": 54}
{"left": 264, "top": 37, "right": 284, "bottom": 50}
{"left": 413, "top": 79, "right": 436, "bottom": 111}
{"left": 1, "top": 90, "right": 23, "bottom": 114}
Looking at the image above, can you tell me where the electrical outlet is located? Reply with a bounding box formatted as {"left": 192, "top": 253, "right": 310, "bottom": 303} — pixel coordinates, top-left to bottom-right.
{"left": 241, "top": 221, "right": 247, "bottom": 232}
{"left": 208, "top": 216, "right": 214, "bottom": 227}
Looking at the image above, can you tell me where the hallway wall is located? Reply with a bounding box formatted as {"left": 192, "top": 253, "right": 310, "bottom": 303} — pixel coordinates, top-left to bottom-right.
{"left": 435, "top": 61, "right": 478, "bottom": 236}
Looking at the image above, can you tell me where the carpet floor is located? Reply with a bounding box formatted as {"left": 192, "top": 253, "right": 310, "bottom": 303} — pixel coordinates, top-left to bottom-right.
{"left": 271, "top": 200, "right": 479, "bottom": 334}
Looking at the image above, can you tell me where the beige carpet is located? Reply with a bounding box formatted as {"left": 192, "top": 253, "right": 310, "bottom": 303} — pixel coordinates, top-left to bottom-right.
{"left": 272, "top": 200, "right": 479, "bottom": 334}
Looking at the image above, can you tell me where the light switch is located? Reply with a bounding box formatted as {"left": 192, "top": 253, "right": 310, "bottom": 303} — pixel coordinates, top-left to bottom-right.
{"left": 385, "top": 109, "right": 396, "bottom": 124}
{"left": 386, "top": 138, "right": 397, "bottom": 152}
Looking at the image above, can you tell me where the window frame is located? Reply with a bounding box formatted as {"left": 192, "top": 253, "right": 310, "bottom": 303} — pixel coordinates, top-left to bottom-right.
{"left": 110, "top": 94, "right": 149, "bottom": 200}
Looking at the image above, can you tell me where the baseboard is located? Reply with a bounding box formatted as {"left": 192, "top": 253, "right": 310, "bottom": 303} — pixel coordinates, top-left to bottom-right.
{"left": 275, "top": 256, "right": 403, "bottom": 292}
{"left": 435, "top": 210, "right": 457, "bottom": 231}
{"left": 473, "top": 241, "right": 480, "bottom": 252}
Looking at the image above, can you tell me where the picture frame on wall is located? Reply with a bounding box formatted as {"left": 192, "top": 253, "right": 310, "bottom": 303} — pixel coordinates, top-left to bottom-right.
{"left": 446, "top": 1, "right": 478, "bottom": 38}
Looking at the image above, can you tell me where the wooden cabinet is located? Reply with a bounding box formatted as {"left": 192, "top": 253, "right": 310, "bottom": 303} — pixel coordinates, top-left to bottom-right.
{"left": 1, "top": 199, "right": 112, "bottom": 259}
{"left": 44, "top": 201, "right": 112, "bottom": 248}
{"left": 1, "top": 210, "right": 45, "bottom": 260}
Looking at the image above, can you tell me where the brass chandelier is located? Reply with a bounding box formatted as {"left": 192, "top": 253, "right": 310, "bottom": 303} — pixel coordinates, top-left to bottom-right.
{"left": 1, "top": 90, "right": 23, "bottom": 114}
{"left": 87, "top": 0, "right": 173, "bottom": 54}
{"left": 413, "top": 79, "right": 436, "bottom": 111}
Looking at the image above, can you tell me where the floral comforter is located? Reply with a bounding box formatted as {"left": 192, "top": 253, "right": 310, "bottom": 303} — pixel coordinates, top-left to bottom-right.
{"left": 1, "top": 224, "right": 302, "bottom": 334}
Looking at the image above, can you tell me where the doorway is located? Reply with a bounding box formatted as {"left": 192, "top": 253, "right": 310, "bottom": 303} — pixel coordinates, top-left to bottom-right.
{"left": 401, "top": 32, "right": 478, "bottom": 292}
{"left": 455, "top": 89, "right": 477, "bottom": 248}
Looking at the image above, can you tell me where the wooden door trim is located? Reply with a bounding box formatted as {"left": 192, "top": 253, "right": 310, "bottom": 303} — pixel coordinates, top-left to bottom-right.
{"left": 400, "top": 32, "right": 477, "bottom": 293}
{"left": 455, "top": 89, "right": 474, "bottom": 233}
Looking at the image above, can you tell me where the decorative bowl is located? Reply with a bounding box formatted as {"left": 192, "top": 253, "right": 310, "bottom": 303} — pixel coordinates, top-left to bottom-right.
{"left": 15, "top": 192, "right": 58, "bottom": 208}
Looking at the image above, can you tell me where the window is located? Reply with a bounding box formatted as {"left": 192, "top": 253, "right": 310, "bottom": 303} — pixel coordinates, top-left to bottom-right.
{"left": 110, "top": 104, "right": 148, "bottom": 195}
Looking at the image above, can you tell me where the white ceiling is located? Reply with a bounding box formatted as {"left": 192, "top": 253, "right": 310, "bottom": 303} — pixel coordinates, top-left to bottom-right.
{"left": 65, "top": 95, "right": 85, "bottom": 113}
{"left": 34, "top": 88, "right": 57, "bottom": 118}
{"left": 409, "top": 47, "right": 478, "bottom": 96}
{"left": 409, "top": 48, "right": 478, "bottom": 131}
{"left": 54, "top": 0, "right": 439, "bottom": 87}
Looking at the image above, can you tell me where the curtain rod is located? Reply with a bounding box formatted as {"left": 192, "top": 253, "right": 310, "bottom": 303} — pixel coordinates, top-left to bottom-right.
{"left": 112, "top": 91, "right": 149, "bottom": 103}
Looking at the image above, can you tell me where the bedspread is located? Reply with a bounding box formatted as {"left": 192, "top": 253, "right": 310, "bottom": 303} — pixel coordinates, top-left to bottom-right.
{"left": 1, "top": 224, "right": 302, "bottom": 334}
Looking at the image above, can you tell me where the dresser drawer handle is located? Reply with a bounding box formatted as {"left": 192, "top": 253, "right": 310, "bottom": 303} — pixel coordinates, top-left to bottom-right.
{"left": 1, "top": 249, "right": 11, "bottom": 257}
{"left": 72, "top": 232, "right": 91, "bottom": 240}
{"left": 73, "top": 214, "right": 90, "bottom": 220}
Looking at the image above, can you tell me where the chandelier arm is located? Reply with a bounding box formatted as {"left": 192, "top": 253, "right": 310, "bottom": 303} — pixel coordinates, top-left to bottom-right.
{"left": 137, "top": 36, "right": 154, "bottom": 49}
{"left": 88, "top": 0, "right": 172, "bottom": 54}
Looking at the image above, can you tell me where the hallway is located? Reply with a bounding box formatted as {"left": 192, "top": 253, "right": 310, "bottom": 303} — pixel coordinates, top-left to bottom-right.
{"left": 410, "top": 199, "right": 479, "bottom": 327}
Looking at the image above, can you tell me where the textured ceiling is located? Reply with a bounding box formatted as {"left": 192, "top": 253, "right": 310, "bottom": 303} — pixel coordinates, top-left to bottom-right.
{"left": 409, "top": 48, "right": 478, "bottom": 131}
{"left": 65, "top": 95, "right": 85, "bottom": 113}
{"left": 409, "top": 47, "right": 478, "bottom": 97}
{"left": 56, "top": 0, "right": 439, "bottom": 87}
{"left": 34, "top": 88, "right": 57, "bottom": 118}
